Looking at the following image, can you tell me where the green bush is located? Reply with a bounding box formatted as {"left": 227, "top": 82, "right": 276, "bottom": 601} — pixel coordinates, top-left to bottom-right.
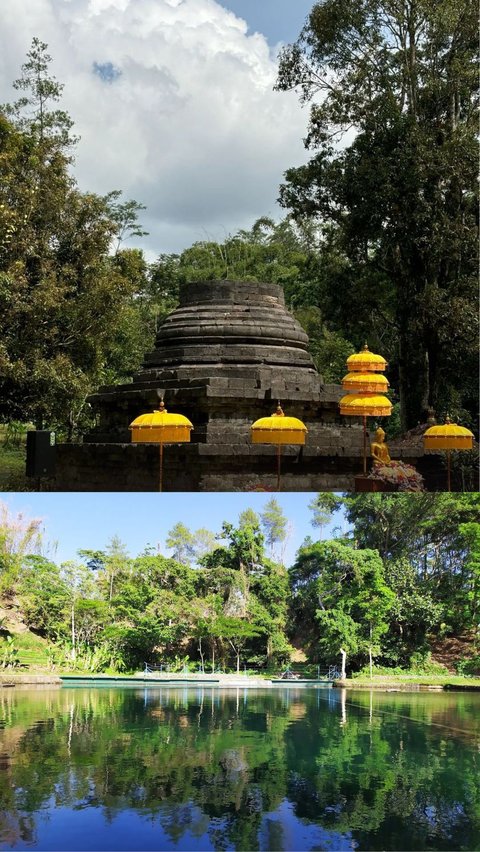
{"left": 455, "top": 656, "right": 480, "bottom": 677}
{"left": 353, "top": 654, "right": 450, "bottom": 678}
{"left": 409, "top": 652, "right": 449, "bottom": 674}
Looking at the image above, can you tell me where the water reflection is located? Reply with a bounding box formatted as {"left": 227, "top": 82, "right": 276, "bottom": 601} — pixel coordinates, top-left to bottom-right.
{"left": 0, "top": 686, "right": 478, "bottom": 851}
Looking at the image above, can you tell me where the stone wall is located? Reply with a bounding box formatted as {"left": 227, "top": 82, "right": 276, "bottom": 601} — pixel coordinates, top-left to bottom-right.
{"left": 56, "top": 437, "right": 365, "bottom": 492}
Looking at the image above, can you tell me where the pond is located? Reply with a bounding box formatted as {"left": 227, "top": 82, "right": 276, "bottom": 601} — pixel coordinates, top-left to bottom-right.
{"left": 0, "top": 685, "right": 478, "bottom": 851}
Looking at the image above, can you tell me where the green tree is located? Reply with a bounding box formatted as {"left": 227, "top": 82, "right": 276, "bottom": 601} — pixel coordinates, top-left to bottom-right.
{"left": 0, "top": 500, "right": 43, "bottom": 592}
{"left": 192, "top": 528, "right": 218, "bottom": 562}
{"left": 215, "top": 616, "right": 264, "bottom": 673}
{"left": 457, "top": 522, "right": 480, "bottom": 635}
{"left": 2, "top": 37, "right": 75, "bottom": 150}
{"left": 166, "top": 522, "right": 196, "bottom": 565}
{"left": 276, "top": 0, "right": 478, "bottom": 429}
{"left": 60, "top": 560, "right": 98, "bottom": 660}
{"left": 0, "top": 41, "right": 150, "bottom": 431}
{"left": 290, "top": 540, "right": 394, "bottom": 673}
{"left": 308, "top": 493, "right": 343, "bottom": 538}
{"left": 344, "top": 493, "right": 480, "bottom": 650}
{"left": 260, "top": 498, "right": 288, "bottom": 558}
{"left": 238, "top": 508, "right": 260, "bottom": 529}
{"left": 18, "top": 555, "right": 68, "bottom": 638}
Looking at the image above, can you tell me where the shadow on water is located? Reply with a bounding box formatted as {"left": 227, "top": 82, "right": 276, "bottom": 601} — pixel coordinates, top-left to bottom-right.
{"left": 0, "top": 685, "right": 478, "bottom": 851}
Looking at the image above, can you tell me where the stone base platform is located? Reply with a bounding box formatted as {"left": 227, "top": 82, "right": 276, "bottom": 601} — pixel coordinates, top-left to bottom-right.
{"left": 55, "top": 440, "right": 365, "bottom": 492}
{"left": 54, "top": 437, "right": 434, "bottom": 492}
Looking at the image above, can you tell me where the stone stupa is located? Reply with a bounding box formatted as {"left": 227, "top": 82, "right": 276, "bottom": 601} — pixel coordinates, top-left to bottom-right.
{"left": 56, "top": 281, "right": 364, "bottom": 490}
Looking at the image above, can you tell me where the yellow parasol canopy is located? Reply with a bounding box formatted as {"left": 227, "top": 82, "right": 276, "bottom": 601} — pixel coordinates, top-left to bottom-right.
{"left": 346, "top": 344, "right": 387, "bottom": 373}
{"left": 423, "top": 417, "right": 474, "bottom": 451}
{"left": 130, "top": 400, "right": 193, "bottom": 444}
{"left": 339, "top": 393, "right": 393, "bottom": 417}
{"left": 341, "top": 372, "right": 389, "bottom": 393}
{"left": 251, "top": 403, "right": 307, "bottom": 445}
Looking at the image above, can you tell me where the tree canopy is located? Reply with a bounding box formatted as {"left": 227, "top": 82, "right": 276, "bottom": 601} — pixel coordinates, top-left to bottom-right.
{"left": 0, "top": 495, "right": 478, "bottom": 677}
{"left": 276, "top": 0, "right": 478, "bottom": 429}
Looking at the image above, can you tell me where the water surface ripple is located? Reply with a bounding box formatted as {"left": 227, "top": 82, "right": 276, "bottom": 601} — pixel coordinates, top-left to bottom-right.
{"left": 0, "top": 685, "right": 478, "bottom": 851}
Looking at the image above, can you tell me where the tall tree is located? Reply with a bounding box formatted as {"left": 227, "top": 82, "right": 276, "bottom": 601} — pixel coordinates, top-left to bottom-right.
{"left": 290, "top": 540, "right": 394, "bottom": 672}
{"left": 276, "top": 0, "right": 478, "bottom": 429}
{"left": 308, "top": 493, "right": 343, "bottom": 539}
{"left": 260, "top": 499, "right": 289, "bottom": 558}
{"left": 238, "top": 508, "right": 260, "bottom": 529}
{"left": 166, "top": 523, "right": 196, "bottom": 565}
{"left": 192, "top": 528, "right": 218, "bottom": 562}
{"left": 0, "top": 501, "right": 43, "bottom": 592}
{"left": 0, "top": 40, "right": 149, "bottom": 431}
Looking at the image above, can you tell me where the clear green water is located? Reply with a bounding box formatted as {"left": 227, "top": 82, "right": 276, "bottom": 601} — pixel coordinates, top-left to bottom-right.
{"left": 0, "top": 685, "right": 478, "bottom": 851}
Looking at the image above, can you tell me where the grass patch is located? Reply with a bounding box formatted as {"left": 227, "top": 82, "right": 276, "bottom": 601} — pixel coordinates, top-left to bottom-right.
{"left": 344, "top": 673, "right": 480, "bottom": 689}
{"left": 0, "top": 629, "right": 50, "bottom": 668}
{"left": 0, "top": 446, "right": 29, "bottom": 491}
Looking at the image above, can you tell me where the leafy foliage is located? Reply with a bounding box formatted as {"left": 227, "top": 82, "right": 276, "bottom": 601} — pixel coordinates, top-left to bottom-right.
{"left": 0, "top": 496, "right": 478, "bottom": 675}
{"left": 0, "top": 40, "right": 149, "bottom": 433}
{"left": 276, "top": 0, "right": 478, "bottom": 429}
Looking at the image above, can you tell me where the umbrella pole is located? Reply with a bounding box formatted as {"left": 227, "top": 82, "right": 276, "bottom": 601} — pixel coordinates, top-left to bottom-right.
{"left": 363, "top": 416, "right": 367, "bottom": 474}
{"left": 447, "top": 449, "right": 451, "bottom": 492}
{"left": 277, "top": 445, "right": 281, "bottom": 491}
{"left": 159, "top": 442, "right": 163, "bottom": 493}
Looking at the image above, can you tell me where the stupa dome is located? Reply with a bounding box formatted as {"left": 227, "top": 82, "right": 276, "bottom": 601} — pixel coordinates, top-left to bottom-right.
{"left": 87, "top": 280, "right": 341, "bottom": 445}
{"left": 143, "top": 280, "right": 313, "bottom": 370}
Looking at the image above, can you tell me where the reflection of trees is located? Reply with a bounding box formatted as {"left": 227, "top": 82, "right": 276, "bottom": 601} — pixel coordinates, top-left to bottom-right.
{"left": 284, "top": 691, "right": 480, "bottom": 850}
{"left": 0, "top": 687, "right": 478, "bottom": 850}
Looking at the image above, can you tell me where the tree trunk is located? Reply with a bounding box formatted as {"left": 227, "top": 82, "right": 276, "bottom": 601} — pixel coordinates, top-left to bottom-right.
{"left": 369, "top": 625, "right": 373, "bottom": 679}
{"left": 398, "top": 331, "right": 409, "bottom": 433}
{"left": 71, "top": 605, "right": 76, "bottom": 660}
{"left": 198, "top": 637, "right": 204, "bottom": 673}
{"left": 339, "top": 648, "right": 346, "bottom": 680}
{"left": 266, "top": 635, "right": 273, "bottom": 663}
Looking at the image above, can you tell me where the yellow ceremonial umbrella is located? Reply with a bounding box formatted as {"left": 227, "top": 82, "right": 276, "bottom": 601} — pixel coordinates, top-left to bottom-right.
{"left": 340, "top": 344, "right": 392, "bottom": 474}
{"left": 341, "top": 372, "right": 389, "bottom": 393}
{"left": 129, "top": 399, "right": 193, "bottom": 492}
{"left": 423, "top": 416, "right": 474, "bottom": 491}
{"left": 251, "top": 402, "right": 307, "bottom": 491}
{"left": 346, "top": 344, "right": 387, "bottom": 373}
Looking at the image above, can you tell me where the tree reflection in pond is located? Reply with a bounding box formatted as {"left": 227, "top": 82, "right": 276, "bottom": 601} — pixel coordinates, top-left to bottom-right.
{"left": 0, "top": 686, "right": 478, "bottom": 851}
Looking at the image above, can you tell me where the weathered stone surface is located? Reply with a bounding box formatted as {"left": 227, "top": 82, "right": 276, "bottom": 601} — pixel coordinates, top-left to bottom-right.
{"left": 83, "top": 280, "right": 345, "bottom": 446}
{"left": 55, "top": 442, "right": 360, "bottom": 492}
{"left": 56, "top": 280, "right": 372, "bottom": 490}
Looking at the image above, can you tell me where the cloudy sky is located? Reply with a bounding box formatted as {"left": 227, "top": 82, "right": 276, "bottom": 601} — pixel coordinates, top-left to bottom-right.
{"left": 0, "top": 0, "right": 315, "bottom": 258}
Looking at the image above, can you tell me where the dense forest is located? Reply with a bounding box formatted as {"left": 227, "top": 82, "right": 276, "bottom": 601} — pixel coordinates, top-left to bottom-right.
{"left": 1, "top": 0, "right": 478, "bottom": 437}
{"left": 0, "top": 494, "right": 478, "bottom": 676}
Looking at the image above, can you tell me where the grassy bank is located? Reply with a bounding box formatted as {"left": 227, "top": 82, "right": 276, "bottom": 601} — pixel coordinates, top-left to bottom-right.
{"left": 341, "top": 674, "right": 480, "bottom": 690}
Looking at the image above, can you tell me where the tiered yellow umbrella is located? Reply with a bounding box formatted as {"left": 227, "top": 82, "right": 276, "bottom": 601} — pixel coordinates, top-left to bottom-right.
{"left": 129, "top": 399, "right": 193, "bottom": 492}
{"left": 339, "top": 344, "right": 392, "bottom": 474}
{"left": 251, "top": 402, "right": 307, "bottom": 491}
{"left": 423, "top": 416, "right": 474, "bottom": 491}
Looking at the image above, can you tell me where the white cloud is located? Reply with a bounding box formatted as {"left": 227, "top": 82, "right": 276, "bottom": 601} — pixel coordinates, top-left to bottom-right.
{"left": 0, "top": 0, "right": 309, "bottom": 254}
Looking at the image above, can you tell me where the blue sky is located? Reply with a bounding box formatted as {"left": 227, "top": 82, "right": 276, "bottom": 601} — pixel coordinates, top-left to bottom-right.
{"left": 1, "top": 493, "right": 346, "bottom": 568}
{"left": 219, "top": 0, "right": 313, "bottom": 46}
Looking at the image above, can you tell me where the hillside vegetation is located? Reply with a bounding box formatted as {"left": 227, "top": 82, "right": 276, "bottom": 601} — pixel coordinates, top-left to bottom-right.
{"left": 0, "top": 495, "right": 478, "bottom": 679}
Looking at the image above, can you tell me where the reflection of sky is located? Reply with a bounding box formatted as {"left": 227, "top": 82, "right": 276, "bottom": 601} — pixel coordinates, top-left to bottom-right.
{"left": 7, "top": 797, "right": 358, "bottom": 851}
{"left": 258, "top": 798, "right": 357, "bottom": 851}
{"left": 1, "top": 686, "right": 479, "bottom": 851}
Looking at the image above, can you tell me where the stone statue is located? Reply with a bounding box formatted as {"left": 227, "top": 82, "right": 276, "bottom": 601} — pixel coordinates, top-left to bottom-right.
{"left": 370, "top": 427, "right": 391, "bottom": 466}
